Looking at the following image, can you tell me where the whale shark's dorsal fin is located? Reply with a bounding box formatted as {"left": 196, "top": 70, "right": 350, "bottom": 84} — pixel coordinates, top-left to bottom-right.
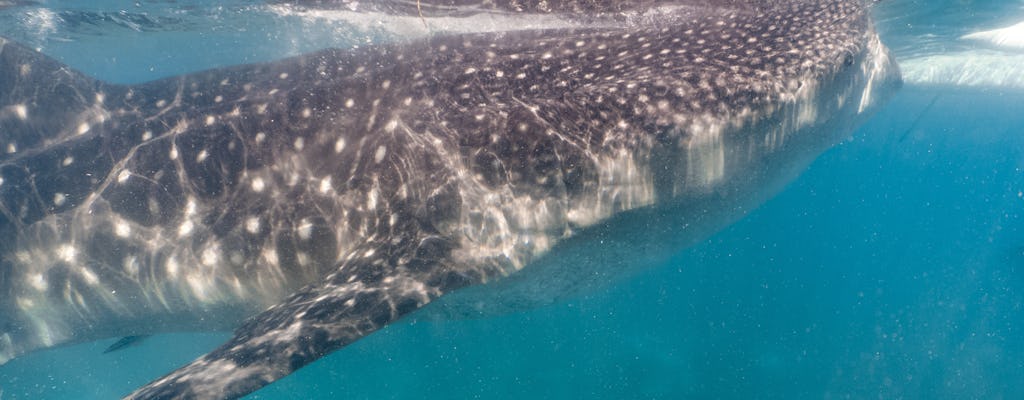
{"left": 0, "top": 38, "right": 110, "bottom": 163}
{"left": 0, "top": 38, "right": 118, "bottom": 239}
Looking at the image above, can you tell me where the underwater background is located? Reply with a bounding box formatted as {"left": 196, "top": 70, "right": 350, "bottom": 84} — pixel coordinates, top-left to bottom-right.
{"left": 1, "top": 0, "right": 1023, "bottom": 398}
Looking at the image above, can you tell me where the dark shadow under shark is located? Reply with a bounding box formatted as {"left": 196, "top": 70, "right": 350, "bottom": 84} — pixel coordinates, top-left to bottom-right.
{"left": 0, "top": 0, "right": 900, "bottom": 398}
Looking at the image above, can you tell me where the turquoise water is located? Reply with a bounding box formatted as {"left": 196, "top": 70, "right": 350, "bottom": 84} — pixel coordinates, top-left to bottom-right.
{"left": 2, "top": 1, "right": 1024, "bottom": 399}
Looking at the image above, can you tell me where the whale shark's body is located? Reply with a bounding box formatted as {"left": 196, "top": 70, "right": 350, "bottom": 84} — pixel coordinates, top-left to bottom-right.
{"left": 0, "top": 0, "right": 899, "bottom": 398}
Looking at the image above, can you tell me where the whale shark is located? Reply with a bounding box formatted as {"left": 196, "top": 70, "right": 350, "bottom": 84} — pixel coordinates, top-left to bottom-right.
{"left": 0, "top": 0, "right": 900, "bottom": 398}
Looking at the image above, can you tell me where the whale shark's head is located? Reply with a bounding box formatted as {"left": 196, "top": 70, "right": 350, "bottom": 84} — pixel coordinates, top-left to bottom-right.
{"left": 423, "top": 0, "right": 903, "bottom": 318}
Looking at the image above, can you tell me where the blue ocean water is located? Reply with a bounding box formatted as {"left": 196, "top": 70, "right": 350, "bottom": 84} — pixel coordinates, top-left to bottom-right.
{"left": 1, "top": 1, "right": 1023, "bottom": 399}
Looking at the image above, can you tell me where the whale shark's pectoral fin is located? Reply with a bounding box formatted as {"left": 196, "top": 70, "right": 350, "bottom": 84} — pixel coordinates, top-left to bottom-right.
{"left": 103, "top": 335, "right": 152, "bottom": 354}
{"left": 125, "top": 239, "right": 468, "bottom": 400}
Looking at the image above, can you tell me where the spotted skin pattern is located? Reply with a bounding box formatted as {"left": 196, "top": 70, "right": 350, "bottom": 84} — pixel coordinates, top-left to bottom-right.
{"left": 0, "top": 1, "right": 899, "bottom": 398}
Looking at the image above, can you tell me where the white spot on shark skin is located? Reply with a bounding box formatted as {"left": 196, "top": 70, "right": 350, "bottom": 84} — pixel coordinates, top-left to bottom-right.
{"left": 297, "top": 219, "right": 314, "bottom": 240}
{"left": 14, "top": 104, "right": 27, "bottom": 120}
{"left": 166, "top": 257, "right": 180, "bottom": 279}
{"left": 245, "top": 216, "right": 260, "bottom": 234}
{"left": 53, "top": 193, "right": 66, "bottom": 206}
{"left": 185, "top": 197, "right": 198, "bottom": 216}
{"left": 397, "top": 183, "right": 408, "bottom": 199}
{"left": 384, "top": 119, "right": 398, "bottom": 132}
{"left": 118, "top": 169, "right": 131, "bottom": 183}
{"left": 141, "top": 130, "right": 153, "bottom": 141}
{"left": 29, "top": 273, "right": 47, "bottom": 291}
{"left": 251, "top": 177, "right": 266, "bottom": 192}
{"left": 169, "top": 146, "right": 179, "bottom": 160}
{"left": 179, "top": 220, "right": 194, "bottom": 237}
{"left": 367, "top": 187, "right": 378, "bottom": 209}
{"left": 381, "top": 80, "right": 392, "bottom": 89}
{"left": 294, "top": 137, "right": 305, "bottom": 150}
{"left": 58, "top": 244, "right": 77, "bottom": 262}
{"left": 374, "top": 146, "right": 387, "bottom": 163}
{"left": 115, "top": 219, "right": 131, "bottom": 237}
{"left": 319, "top": 176, "right": 332, "bottom": 194}
{"left": 345, "top": 98, "right": 355, "bottom": 108}
{"left": 214, "top": 95, "right": 223, "bottom": 103}
{"left": 156, "top": 99, "right": 167, "bottom": 108}
{"left": 77, "top": 122, "right": 90, "bottom": 135}
{"left": 301, "top": 108, "right": 312, "bottom": 118}
{"left": 262, "top": 248, "right": 279, "bottom": 266}
{"left": 255, "top": 132, "right": 266, "bottom": 144}
{"left": 5, "top": 143, "right": 15, "bottom": 154}
{"left": 279, "top": 72, "right": 289, "bottom": 80}
{"left": 196, "top": 149, "right": 209, "bottom": 163}
{"left": 202, "top": 247, "right": 219, "bottom": 267}
{"left": 334, "top": 138, "right": 346, "bottom": 153}
{"left": 205, "top": 115, "right": 216, "bottom": 126}
{"left": 257, "top": 103, "right": 269, "bottom": 114}
{"left": 62, "top": 156, "right": 74, "bottom": 166}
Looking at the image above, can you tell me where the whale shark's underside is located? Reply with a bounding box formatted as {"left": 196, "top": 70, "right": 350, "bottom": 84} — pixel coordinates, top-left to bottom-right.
{"left": 0, "top": 0, "right": 900, "bottom": 398}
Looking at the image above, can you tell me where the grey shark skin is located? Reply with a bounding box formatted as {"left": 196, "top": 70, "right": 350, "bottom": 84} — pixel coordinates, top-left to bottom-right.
{"left": 0, "top": 0, "right": 899, "bottom": 398}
